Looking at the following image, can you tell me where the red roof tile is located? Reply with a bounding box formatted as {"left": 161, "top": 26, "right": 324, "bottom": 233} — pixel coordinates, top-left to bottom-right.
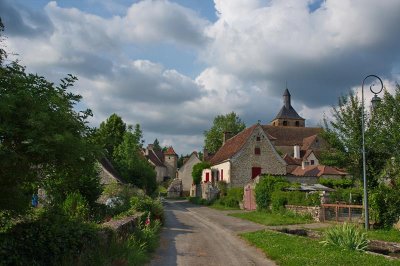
{"left": 262, "top": 125, "right": 322, "bottom": 146}
{"left": 164, "top": 146, "right": 177, "bottom": 156}
{"left": 209, "top": 125, "right": 257, "bottom": 165}
{"left": 290, "top": 165, "right": 348, "bottom": 177}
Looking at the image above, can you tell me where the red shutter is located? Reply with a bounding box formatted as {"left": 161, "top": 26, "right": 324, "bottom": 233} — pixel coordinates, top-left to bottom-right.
{"left": 221, "top": 169, "right": 223, "bottom": 180}
{"left": 252, "top": 167, "right": 261, "bottom": 178}
{"left": 206, "top": 172, "right": 209, "bottom": 182}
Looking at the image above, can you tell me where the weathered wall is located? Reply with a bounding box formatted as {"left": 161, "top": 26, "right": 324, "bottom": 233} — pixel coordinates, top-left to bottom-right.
{"left": 285, "top": 175, "right": 318, "bottom": 184}
{"left": 178, "top": 154, "right": 201, "bottom": 192}
{"left": 230, "top": 126, "right": 287, "bottom": 187}
{"left": 285, "top": 205, "right": 321, "bottom": 222}
{"left": 164, "top": 155, "right": 177, "bottom": 179}
{"left": 155, "top": 166, "right": 167, "bottom": 183}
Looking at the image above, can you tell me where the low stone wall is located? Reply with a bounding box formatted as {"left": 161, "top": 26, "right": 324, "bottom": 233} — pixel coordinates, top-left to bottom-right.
{"left": 102, "top": 212, "right": 143, "bottom": 239}
{"left": 285, "top": 205, "right": 321, "bottom": 222}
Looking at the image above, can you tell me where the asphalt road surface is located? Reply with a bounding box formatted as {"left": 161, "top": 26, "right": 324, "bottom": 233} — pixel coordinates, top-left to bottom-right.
{"left": 149, "top": 200, "right": 276, "bottom": 266}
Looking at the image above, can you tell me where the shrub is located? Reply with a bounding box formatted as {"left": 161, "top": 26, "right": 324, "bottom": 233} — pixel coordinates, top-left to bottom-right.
{"left": 188, "top": 196, "right": 212, "bottom": 206}
{"left": 62, "top": 191, "right": 90, "bottom": 221}
{"left": 369, "top": 184, "right": 400, "bottom": 228}
{"left": 192, "top": 162, "right": 210, "bottom": 185}
{"left": 217, "top": 181, "right": 228, "bottom": 197}
{"left": 320, "top": 223, "right": 369, "bottom": 251}
{"left": 255, "top": 175, "right": 289, "bottom": 210}
{"left": 329, "top": 188, "right": 362, "bottom": 204}
{"left": 130, "top": 196, "right": 164, "bottom": 224}
{"left": 319, "top": 177, "right": 353, "bottom": 189}
{"left": 271, "top": 191, "right": 288, "bottom": 212}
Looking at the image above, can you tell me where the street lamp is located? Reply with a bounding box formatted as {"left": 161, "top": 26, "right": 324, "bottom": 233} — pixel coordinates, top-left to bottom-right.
{"left": 361, "top": 74, "right": 383, "bottom": 230}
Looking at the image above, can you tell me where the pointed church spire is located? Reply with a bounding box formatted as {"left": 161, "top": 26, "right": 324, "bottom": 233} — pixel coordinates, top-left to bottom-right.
{"left": 283, "top": 88, "right": 291, "bottom": 109}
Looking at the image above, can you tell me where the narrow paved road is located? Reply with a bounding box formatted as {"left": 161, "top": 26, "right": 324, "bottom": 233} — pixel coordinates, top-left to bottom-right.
{"left": 149, "top": 200, "right": 276, "bottom": 266}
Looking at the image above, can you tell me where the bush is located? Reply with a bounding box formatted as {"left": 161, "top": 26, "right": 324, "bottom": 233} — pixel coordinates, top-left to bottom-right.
{"left": 0, "top": 212, "right": 99, "bottom": 265}
{"left": 369, "top": 184, "right": 400, "bottom": 228}
{"left": 188, "top": 196, "right": 212, "bottom": 206}
{"left": 130, "top": 196, "right": 164, "bottom": 224}
{"left": 219, "top": 187, "right": 243, "bottom": 208}
{"left": 192, "top": 162, "right": 210, "bottom": 185}
{"left": 320, "top": 223, "right": 369, "bottom": 251}
{"left": 255, "top": 175, "right": 289, "bottom": 210}
{"left": 271, "top": 191, "right": 288, "bottom": 212}
{"left": 62, "top": 191, "right": 90, "bottom": 221}
{"left": 319, "top": 177, "right": 353, "bottom": 189}
{"left": 329, "top": 188, "right": 362, "bottom": 204}
{"left": 217, "top": 181, "right": 228, "bottom": 198}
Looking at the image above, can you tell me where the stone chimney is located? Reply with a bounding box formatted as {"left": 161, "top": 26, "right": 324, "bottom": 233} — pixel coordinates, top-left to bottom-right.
{"left": 293, "top": 145, "right": 300, "bottom": 159}
{"left": 223, "top": 131, "right": 233, "bottom": 145}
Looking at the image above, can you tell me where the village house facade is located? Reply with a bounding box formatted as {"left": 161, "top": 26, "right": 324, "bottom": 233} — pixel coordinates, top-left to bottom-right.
{"left": 202, "top": 88, "right": 347, "bottom": 187}
{"left": 143, "top": 145, "right": 178, "bottom": 183}
{"left": 177, "top": 152, "right": 201, "bottom": 194}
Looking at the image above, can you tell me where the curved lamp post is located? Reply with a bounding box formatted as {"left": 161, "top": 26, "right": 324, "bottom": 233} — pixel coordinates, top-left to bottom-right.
{"left": 361, "top": 74, "right": 383, "bottom": 230}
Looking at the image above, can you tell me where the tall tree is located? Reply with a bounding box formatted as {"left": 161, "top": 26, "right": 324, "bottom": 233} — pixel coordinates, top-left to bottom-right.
{"left": 153, "top": 138, "right": 162, "bottom": 151}
{"left": 113, "top": 128, "right": 156, "bottom": 195}
{"left": 95, "top": 113, "right": 126, "bottom": 159}
{"left": 204, "top": 112, "right": 246, "bottom": 153}
{"left": 0, "top": 62, "right": 101, "bottom": 212}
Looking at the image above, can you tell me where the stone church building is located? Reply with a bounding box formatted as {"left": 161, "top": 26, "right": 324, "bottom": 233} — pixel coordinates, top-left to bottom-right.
{"left": 202, "top": 88, "right": 347, "bottom": 187}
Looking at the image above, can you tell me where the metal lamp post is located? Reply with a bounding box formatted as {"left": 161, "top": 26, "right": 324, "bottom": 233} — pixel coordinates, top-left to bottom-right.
{"left": 361, "top": 74, "right": 383, "bottom": 230}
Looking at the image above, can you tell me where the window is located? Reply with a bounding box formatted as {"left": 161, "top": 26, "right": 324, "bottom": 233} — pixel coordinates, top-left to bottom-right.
{"left": 295, "top": 121, "right": 300, "bottom": 127}
{"left": 256, "top": 136, "right": 260, "bottom": 141}
{"left": 221, "top": 169, "right": 223, "bottom": 181}
{"left": 283, "top": 121, "right": 288, "bottom": 126}
{"left": 255, "top": 147, "right": 261, "bottom": 155}
{"left": 252, "top": 167, "right": 261, "bottom": 178}
{"left": 310, "top": 160, "right": 315, "bottom": 165}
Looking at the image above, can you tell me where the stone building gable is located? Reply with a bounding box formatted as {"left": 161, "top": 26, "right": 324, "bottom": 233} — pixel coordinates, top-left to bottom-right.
{"left": 229, "top": 125, "right": 287, "bottom": 187}
{"left": 178, "top": 152, "right": 201, "bottom": 192}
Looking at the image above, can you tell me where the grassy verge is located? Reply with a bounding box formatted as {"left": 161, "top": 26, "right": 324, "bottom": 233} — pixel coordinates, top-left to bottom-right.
{"left": 230, "top": 211, "right": 313, "bottom": 226}
{"left": 313, "top": 226, "right": 400, "bottom": 243}
{"left": 209, "top": 203, "right": 240, "bottom": 211}
{"left": 241, "top": 230, "right": 400, "bottom": 266}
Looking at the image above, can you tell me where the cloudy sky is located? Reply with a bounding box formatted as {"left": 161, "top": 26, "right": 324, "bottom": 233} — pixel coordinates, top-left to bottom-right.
{"left": 1, "top": 0, "right": 400, "bottom": 155}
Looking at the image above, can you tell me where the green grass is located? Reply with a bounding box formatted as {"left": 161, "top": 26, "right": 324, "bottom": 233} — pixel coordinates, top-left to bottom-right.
{"left": 209, "top": 203, "right": 240, "bottom": 211}
{"left": 230, "top": 211, "right": 313, "bottom": 226}
{"left": 313, "top": 226, "right": 400, "bottom": 243}
{"left": 241, "top": 230, "right": 400, "bottom": 266}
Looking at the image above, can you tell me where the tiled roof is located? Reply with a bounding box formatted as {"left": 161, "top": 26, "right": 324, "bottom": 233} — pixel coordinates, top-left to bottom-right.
{"left": 164, "top": 146, "right": 177, "bottom": 156}
{"left": 273, "top": 105, "right": 304, "bottom": 120}
{"left": 99, "top": 157, "right": 125, "bottom": 183}
{"left": 302, "top": 149, "right": 314, "bottom": 160}
{"left": 302, "top": 134, "right": 318, "bottom": 150}
{"left": 147, "top": 149, "right": 166, "bottom": 167}
{"left": 283, "top": 154, "right": 302, "bottom": 165}
{"left": 209, "top": 125, "right": 257, "bottom": 165}
{"left": 289, "top": 165, "right": 348, "bottom": 177}
{"left": 262, "top": 125, "right": 322, "bottom": 146}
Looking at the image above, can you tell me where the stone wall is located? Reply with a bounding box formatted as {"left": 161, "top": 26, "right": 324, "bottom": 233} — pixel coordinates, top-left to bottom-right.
{"left": 230, "top": 126, "right": 287, "bottom": 187}
{"left": 167, "top": 178, "right": 182, "bottom": 198}
{"left": 178, "top": 153, "right": 201, "bottom": 192}
{"left": 285, "top": 205, "right": 321, "bottom": 222}
{"left": 101, "top": 213, "right": 143, "bottom": 242}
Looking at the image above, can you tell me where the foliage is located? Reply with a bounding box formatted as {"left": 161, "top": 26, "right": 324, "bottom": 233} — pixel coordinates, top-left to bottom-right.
{"left": 188, "top": 196, "right": 212, "bottom": 206}
{"left": 328, "top": 187, "right": 363, "bottom": 204}
{"left": 113, "top": 129, "right": 157, "bottom": 195}
{"left": 130, "top": 196, "right": 164, "bottom": 224}
{"left": 318, "top": 177, "right": 353, "bottom": 189}
{"left": 0, "top": 211, "right": 99, "bottom": 265}
{"left": 62, "top": 191, "right": 89, "bottom": 221}
{"left": 321, "top": 223, "right": 369, "bottom": 251}
{"left": 241, "top": 230, "right": 398, "bottom": 266}
{"left": 217, "top": 181, "right": 228, "bottom": 197}
{"left": 369, "top": 182, "right": 400, "bottom": 228}
{"left": 230, "top": 210, "right": 312, "bottom": 226}
{"left": 192, "top": 161, "right": 211, "bottom": 185}
{"left": 271, "top": 191, "right": 320, "bottom": 208}
{"left": 204, "top": 112, "right": 246, "bottom": 153}
{"left": 254, "top": 175, "right": 289, "bottom": 210}
{"left": 94, "top": 113, "right": 126, "bottom": 159}
{"left": 218, "top": 187, "right": 243, "bottom": 208}
{"left": 0, "top": 61, "right": 101, "bottom": 213}
{"left": 152, "top": 138, "right": 162, "bottom": 151}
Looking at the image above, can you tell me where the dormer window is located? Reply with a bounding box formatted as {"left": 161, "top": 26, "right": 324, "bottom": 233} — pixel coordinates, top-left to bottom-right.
{"left": 256, "top": 136, "right": 260, "bottom": 141}
{"left": 255, "top": 147, "right": 261, "bottom": 155}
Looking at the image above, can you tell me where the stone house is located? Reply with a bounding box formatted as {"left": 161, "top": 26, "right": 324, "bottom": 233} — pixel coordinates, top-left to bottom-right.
{"left": 202, "top": 88, "right": 347, "bottom": 187}
{"left": 177, "top": 152, "right": 201, "bottom": 194}
{"left": 143, "top": 145, "right": 178, "bottom": 183}
{"left": 99, "top": 158, "right": 125, "bottom": 184}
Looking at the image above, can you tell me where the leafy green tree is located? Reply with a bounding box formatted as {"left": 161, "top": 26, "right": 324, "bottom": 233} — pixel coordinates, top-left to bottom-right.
{"left": 254, "top": 175, "right": 288, "bottom": 210}
{"left": 132, "top": 123, "right": 144, "bottom": 149}
{"left": 95, "top": 113, "right": 126, "bottom": 159}
{"left": 204, "top": 112, "right": 246, "bottom": 153}
{"left": 153, "top": 138, "right": 162, "bottom": 151}
{"left": 0, "top": 62, "right": 102, "bottom": 212}
{"left": 192, "top": 162, "right": 211, "bottom": 185}
{"left": 113, "top": 130, "right": 156, "bottom": 195}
